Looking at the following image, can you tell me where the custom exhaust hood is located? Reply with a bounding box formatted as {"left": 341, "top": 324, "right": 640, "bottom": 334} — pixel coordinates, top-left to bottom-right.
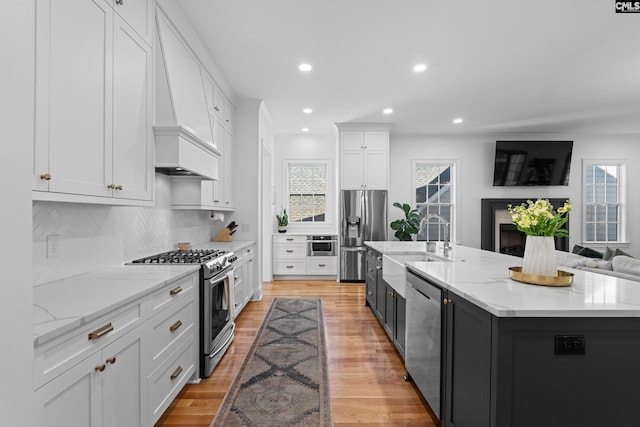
{"left": 154, "top": 11, "right": 220, "bottom": 180}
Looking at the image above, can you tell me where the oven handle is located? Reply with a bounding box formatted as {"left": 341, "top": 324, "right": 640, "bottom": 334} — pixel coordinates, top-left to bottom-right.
{"left": 208, "top": 322, "right": 235, "bottom": 359}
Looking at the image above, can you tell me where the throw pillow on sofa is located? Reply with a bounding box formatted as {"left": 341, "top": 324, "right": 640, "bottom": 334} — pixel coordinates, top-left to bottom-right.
{"left": 572, "top": 245, "right": 603, "bottom": 259}
{"left": 612, "top": 255, "right": 640, "bottom": 276}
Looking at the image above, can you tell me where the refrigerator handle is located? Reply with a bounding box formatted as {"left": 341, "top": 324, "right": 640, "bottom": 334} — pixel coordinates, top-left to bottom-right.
{"left": 361, "top": 190, "right": 367, "bottom": 241}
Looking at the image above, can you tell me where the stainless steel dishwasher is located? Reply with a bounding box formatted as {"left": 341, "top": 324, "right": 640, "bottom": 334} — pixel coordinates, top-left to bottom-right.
{"left": 405, "top": 268, "right": 444, "bottom": 420}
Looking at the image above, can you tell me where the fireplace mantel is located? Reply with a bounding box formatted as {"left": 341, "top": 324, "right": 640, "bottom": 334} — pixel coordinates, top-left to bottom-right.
{"left": 480, "top": 198, "right": 570, "bottom": 255}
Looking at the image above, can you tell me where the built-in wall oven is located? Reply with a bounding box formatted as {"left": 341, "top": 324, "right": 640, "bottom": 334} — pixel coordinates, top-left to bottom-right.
{"left": 307, "top": 235, "right": 337, "bottom": 256}
{"left": 130, "top": 248, "right": 237, "bottom": 378}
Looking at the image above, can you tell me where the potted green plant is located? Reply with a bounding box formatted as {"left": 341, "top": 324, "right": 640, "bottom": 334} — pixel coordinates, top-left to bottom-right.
{"left": 390, "top": 202, "right": 420, "bottom": 241}
{"left": 276, "top": 207, "right": 288, "bottom": 233}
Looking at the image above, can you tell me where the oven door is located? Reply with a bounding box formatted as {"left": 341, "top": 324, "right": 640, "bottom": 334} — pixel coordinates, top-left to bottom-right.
{"left": 201, "top": 268, "right": 234, "bottom": 357}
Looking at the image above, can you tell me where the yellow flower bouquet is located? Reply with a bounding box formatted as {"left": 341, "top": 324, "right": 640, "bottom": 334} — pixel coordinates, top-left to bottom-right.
{"left": 507, "top": 199, "right": 571, "bottom": 237}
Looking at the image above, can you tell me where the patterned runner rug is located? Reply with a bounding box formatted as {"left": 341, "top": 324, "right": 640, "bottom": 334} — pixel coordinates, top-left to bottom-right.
{"left": 211, "top": 298, "right": 333, "bottom": 427}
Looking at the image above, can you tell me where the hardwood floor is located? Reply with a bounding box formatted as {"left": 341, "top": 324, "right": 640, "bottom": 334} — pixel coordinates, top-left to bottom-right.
{"left": 155, "top": 280, "right": 437, "bottom": 426}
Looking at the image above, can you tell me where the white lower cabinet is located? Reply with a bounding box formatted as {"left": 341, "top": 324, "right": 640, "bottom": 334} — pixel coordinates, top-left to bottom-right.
{"left": 36, "top": 327, "right": 145, "bottom": 427}
{"left": 34, "top": 272, "right": 197, "bottom": 427}
{"left": 233, "top": 244, "right": 255, "bottom": 317}
{"left": 306, "top": 256, "right": 338, "bottom": 275}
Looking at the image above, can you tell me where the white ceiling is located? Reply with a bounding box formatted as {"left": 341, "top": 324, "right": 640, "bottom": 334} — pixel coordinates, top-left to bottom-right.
{"left": 177, "top": 0, "right": 640, "bottom": 136}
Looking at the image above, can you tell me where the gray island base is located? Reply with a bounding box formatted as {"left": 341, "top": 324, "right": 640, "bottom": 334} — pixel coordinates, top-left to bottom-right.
{"left": 365, "top": 242, "right": 640, "bottom": 427}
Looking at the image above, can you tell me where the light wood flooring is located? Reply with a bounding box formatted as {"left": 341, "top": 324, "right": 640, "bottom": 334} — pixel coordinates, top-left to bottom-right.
{"left": 155, "top": 280, "right": 437, "bottom": 426}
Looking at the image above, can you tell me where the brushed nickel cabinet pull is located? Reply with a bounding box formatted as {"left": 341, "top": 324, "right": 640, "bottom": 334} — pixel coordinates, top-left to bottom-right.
{"left": 286, "top": 250, "right": 294, "bottom": 253}
{"left": 170, "top": 286, "right": 182, "bottom": 296}
{"left": 115, "top": 0, "right": 123, "bottom": 5}
{"left": 107, "top": 184, "right": 115, "bottom": 189}
{"left": 106, "top": 357, "right": 116, "bottom": 364}
{"left": 95, "top": 364, "right": 106, "bottom": 372}
{"left": 443, "top": 298, "right": 452, "bottom": 305}
{"left": 286, "top": 265, "right": 294, "bottom": 269}
{"left": 115, "top": 185, "right": 123, "bottom": 191}
{"left": 169, "top": 320, "right": 182, "bottom": 332}
{"left": 286, "top": 238, "right": 294, "bottom": 241}
{"left": 318, "top": 264, "right": 326, "bottom": 267}
{"left": 88, "top": 323, "right": 113, "bottom": 340}
{"left": 40, "top": 173, "right": 51, "bottom": 180}
{"left": 170, "top": 366, "right": 183, "bottom": 380}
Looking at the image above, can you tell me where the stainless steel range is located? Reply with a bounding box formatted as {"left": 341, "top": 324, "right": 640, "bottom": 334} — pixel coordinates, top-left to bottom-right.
{"left": 130, "top": 248, "right": 237, "bottom": 378}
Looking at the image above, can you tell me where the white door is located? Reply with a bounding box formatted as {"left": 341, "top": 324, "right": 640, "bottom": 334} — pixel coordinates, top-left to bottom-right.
{"left": 42, "top": 0, "right": 113, "bottom": 197}
{"left": 102, "top": 330, "right": 146, "bottom": 427}
{"left": 340, "top": 131, "right": 364, "bottom": 150}
{"left": 112, "top": 15, "right": 153, "bottom": 201}
{"left": 35, "top": 352, "right": 103, "bottom": 427}
{"left": 363, "top": 151, "right": 388, "bottom": 189}
{"left": 340, "top": 150, "right": 364, "bottom": 189}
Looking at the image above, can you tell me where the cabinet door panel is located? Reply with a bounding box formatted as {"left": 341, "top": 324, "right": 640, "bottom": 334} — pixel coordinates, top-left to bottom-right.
{"left": 363, "top": 151, "right": 388, "bottom": 189}
{"left": 341, "top": 131, "right": 364, "bottom": 150}
{"left": 47, "top": 0, "right": 113, "bottom": 197}
{"left": 340, "top": 150, "right": 364, "bottom": 189}
{"left": 112, "top": 16, "right": 152, "bottom": 201}
{"left": 363, "top": 131, "right": 388, "bottom": 150}
{"left": 103, "top": 331, "right": 145, "bottom": 427}
{"left": 35, "top": 352, "right": 103, "bottom": 427}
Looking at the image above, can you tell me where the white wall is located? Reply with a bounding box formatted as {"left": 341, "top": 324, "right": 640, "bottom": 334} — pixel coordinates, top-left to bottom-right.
{"left": 1, "top": 2, "right": 35, "bottom": 425}
{"left": 389, "top": 133, "right": 640, "bottom": 255}
{"left": 274, "top": 132, "right": 339, "bottom": 235}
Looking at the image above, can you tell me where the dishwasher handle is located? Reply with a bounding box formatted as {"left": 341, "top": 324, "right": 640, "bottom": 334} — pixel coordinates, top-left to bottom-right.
{"left": 413, "top": 287, "right": 432, "bottom": 300}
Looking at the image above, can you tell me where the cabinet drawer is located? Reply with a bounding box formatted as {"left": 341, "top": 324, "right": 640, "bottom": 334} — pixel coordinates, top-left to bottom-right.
{"left": 273, "top": 243, "right": 307, "bottom": 259}
{"left": 148, "top": 274, "right": 195, "bottom": 316}
{"left": 148, "top": 338, "right": 195, "bottom": 425}
{"left": 34, "top": 302, "right": 142, "bottom": 389}
{"left": 272, "top": 235, "right": 306, "bottom": 243}
{"left": 148, "top": 298, "right": 194, "bottom": 372}
{"left": 306, "top": 256, "right": 338, "bottom": 275}
{"left": 273, "top": 260, "right": 307, "bottom": 275}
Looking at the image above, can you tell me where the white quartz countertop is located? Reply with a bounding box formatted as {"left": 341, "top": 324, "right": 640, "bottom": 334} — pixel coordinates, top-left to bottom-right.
{"left": 365, "top": 241, "right": 429, "bottom": 254}
{"left": 370, "top": 242, "right": 640, "bottom": 318}
{"left": 33, "top": 265, "right": 199, "bottom": 345}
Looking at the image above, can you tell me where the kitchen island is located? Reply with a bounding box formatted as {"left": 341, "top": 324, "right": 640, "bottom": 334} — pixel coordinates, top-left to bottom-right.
{"left": 368, "top": 242, "right": 640, "bottom": 427}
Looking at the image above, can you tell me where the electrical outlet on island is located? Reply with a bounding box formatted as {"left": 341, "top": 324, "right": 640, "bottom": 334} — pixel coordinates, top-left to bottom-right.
{"left": 47, "top": 234, "right": 60, "bottom": 258}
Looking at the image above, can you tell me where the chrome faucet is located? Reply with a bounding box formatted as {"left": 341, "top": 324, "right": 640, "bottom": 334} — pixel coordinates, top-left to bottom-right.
{"left": 419, "top": 213, "right": 451, "bottom": 257}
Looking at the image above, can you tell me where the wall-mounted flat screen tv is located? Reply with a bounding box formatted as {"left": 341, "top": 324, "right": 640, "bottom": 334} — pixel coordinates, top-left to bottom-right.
{"left": 493, "top": 141, "right": 573, "bottom": 186}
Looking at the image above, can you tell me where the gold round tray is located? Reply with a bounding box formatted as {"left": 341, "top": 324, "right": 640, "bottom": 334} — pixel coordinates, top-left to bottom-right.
{"left": 508, "top": 266, "right": 574, "bottom": 287}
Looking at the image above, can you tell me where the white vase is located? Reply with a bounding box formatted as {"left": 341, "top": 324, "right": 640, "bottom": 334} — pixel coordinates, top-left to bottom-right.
{"left": 522, "top": 236, "right": 557, "bottom": 276}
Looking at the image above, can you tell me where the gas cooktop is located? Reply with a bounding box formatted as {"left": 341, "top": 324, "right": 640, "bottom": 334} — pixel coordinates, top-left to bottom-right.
{"left": 130, "top": 249, "right": 227, "bottom": 265}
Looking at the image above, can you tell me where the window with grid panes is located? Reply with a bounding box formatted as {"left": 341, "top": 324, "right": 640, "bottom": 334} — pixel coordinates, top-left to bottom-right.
{"left": 414, "top": 162, "right": 455, "bottom": 242}
{"left": 583, "top": 161, "right": 626, "bottom": 243}
{"left": 287, "top": 162, "right": 327, "bottom": 223}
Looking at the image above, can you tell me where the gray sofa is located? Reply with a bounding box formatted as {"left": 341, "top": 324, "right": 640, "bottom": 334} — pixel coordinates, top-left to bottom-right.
{"left": 556, "top": 251, "right": 640, "bottom": 282}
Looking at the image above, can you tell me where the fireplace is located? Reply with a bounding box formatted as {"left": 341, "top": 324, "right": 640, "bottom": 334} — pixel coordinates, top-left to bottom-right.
{"left": 481, "top": 198, "right": 569, "bottom": 256}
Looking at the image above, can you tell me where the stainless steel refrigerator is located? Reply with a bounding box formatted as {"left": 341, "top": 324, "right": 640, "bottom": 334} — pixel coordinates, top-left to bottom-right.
{"left": 340, "top": 190, "right": 388, "bottom": 281}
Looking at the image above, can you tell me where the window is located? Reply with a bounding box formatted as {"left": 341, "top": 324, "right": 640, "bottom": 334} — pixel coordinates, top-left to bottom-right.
{"left": 287, "top": 161, "right": 328, "bottom": 223}
{"left": 413, "top": 161, "right": 456, "bottom": 242}
{"left": 583, "top": 160, "right": 626, "bottom": 243}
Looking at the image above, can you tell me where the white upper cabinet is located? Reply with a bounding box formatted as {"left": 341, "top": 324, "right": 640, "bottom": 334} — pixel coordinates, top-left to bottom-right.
{"left": 112, "top": 14, "right": 153, "bottom": 201}
{"left": 33, "top": 0, "right": 153, "bottom": 204}
{"left": 112, "top": 0, "right": 152, "bottom": 45}
{"left": 339, "top": 129, "right": 390, "bottom": 190}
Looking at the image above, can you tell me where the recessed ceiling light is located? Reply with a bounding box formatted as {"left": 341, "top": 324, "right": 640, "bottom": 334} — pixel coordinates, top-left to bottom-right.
{"left": 301, "top": 127, "right": 310, "bottom": 132}
{"left": 413, "top": 63, "right": 427, "bottom": 73}
{"left": 303, "top": 108, "right": 313, "bottom": 114}
{"left": 453, "top": 118, "right": 464, "bottom": 124}
{"left": 383, "top": 108, "right": 393, "bottom": 115}
{"left": 298, "top": 63, "right": 312, "bottom": 72}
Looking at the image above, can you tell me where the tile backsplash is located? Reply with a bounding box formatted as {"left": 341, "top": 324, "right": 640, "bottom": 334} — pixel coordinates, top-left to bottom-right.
{"left": 33, "top": 174, "right": 217, "bottom": 285}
